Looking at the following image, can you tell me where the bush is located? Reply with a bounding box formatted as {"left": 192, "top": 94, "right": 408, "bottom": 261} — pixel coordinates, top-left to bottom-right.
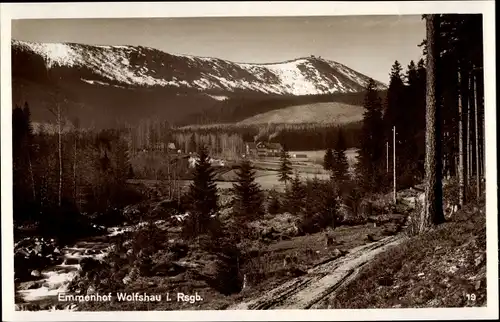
{"left": 267, "top": 189, "right": 282, "bottom": 215}
{"left": 131, "top": 222, "right": 168, "bottom": 256}
{"left": 297, "top": 178, "right": 339, "bottom": 233}
{"left": 211, "top": 243, "right": 244, "bottom": 295}
{"left": 299, "top": 210, "right": 337, "bottom": 235}
{"left": 248, "top": 213, "right": 300, "bottom": 240}
{"left": 405, "top": 198, "right": 423, "bottom": 237}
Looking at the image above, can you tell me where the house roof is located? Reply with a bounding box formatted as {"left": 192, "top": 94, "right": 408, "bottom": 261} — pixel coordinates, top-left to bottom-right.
{"left": 246, "top": 142, "right": 282, "bottom": 150}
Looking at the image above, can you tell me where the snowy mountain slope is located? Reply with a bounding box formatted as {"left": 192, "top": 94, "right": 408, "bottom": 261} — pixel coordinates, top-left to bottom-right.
{"left": 12, "top": 39, "right": 387, "bottom": 96}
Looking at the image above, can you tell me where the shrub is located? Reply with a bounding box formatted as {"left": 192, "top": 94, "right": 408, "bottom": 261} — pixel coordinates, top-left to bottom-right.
{"left": 267, "top": 189, "right": 282, "bottom": 215}
{"left": 284, "top": 173, "right": 307, "bottom": 214}
{"left": 405, "top": 198, "right": 423, "bottom": 237}
{"left": 299, "top": 178, "right": 339, "bottom": 233}
{"left": 212, "top": 243, "right": 244, "bottom": 295}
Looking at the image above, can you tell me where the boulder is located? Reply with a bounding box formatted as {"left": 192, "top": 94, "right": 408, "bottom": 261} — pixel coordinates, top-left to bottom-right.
{"left": 18, "top": 280, "right": 42, "bottom": 290}
{"left": 86, "top": 285, "right": 96, "bottom": 295}
{"left": 122, "top": 276, "right": 132, "bottom": 285}
{"left": 151, "top": 262, "right": 187, "bottom": 277}
{"left": 64, "top": 257, "right": 80, "bottom": 266}
{"left": 331, "top": 248, "right": 342, "bottom": 258}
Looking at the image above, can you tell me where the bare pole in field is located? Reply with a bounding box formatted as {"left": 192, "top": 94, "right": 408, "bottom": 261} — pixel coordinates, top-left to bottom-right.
{"left": 393, "top": 126, "right": 396, "bottom": 204}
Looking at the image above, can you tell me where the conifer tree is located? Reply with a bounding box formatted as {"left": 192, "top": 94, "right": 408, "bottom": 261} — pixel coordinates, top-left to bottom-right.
{"left": 323, "top": 148, "right": 334, "bottom": 172}
{"left": 13, "top": 105, "right": 33, "bottom": 223}
{"left": 232, "top": 159, "right": 264, "bottom": 221}
{"left": 384, "top": 61, "right": 406, "bottom": 136}
{"left": 356, "top": 78, "right": 385, "bottom": 192}
{"left": 318, "top": 178, "right": 338, "bottom": 229}
{"left": 286, "top": 172, "right": 306, "bottom": 214}
{"left": 185, "top": 145, "right": 219, "bottom": 237}
{"left": 278, "top": 147, "right": 293, "bottom": 185}
{"left": 385, "top": 60, "right": 417, "bottom": 187}
{"left": 188, "top": 134, "right": 197, "bottom": 153}
{"left": 304, "top": 176, "right": 323, "bottom": 215}
{"left": 332, "top": 129, "right": 349, "bottom": 183}
{"left": 267, "top": 189, "right": 281, "bottom": 215}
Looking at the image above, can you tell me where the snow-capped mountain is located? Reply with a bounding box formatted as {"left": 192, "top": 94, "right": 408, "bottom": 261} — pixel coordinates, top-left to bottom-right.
{"left": 12, "top": 39, "right": 387, "bottom": 128}
{"left": 12, "top": 39, "right": 386, "bottom": 96}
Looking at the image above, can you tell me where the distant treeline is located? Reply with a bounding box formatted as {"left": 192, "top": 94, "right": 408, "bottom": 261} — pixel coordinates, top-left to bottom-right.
{"left": 126, "top": 120, "right": 362, "bottom": 157}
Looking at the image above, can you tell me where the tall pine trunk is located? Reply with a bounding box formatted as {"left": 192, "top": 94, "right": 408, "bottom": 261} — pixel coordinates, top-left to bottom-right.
{"left": 457, "top": 66, "right": 466, "bottom": 206}
{"left": 58, "top": 103, "right": 63, "bottom": 208}
{"left": 420, "top": 14, "right": 445, "bottom": 233}
{"left": 27, "top": 150, "right": 36, "bottom": 202}
{"left": 73, "top": 130, "right": 78, "bottom": 208}
{"left": 473, "top": 68, "right": 480, "bottom": 199}
{"left": 476, "top": 68, "right": 485, "bottom": 181}
{"left": 466, "top": 77, "right": 471, "bottom": 182}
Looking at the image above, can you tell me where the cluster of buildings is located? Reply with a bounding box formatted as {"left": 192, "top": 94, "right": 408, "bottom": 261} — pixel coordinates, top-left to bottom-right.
{"left": 244, "top": 141, "right": 283, "bottom": 158}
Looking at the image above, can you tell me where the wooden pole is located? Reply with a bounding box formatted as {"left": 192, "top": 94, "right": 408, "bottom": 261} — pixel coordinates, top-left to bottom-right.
{"left": 386, "top": 141, "right": 389, "bottom": 173}
{"left": 393, "top": 126, "right": 396, "bottom": 204}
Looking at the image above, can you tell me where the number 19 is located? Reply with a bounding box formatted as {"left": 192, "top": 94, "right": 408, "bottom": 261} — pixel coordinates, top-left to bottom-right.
{"left": 466, "top": 293, "right": 476, "bottom": 301}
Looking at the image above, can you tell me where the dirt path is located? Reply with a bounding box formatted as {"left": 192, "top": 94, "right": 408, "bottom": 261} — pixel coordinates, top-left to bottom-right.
{"left": 229, "top": 234, "right": 407, "bottom": 310}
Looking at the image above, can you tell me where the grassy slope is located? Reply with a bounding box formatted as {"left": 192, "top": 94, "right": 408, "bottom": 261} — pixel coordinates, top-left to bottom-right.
{"left": 316, "top": 198, "right": 487, "bottom": 309}
{"left": 180, "top": 90, "right": 387, "bottom": 126}
{"left": 237, "top": 102, "right": 364, "bottom": 125}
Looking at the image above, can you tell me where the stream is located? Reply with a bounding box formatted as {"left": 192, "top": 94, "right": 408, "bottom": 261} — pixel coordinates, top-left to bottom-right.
{"left": 15, "top": 221, "right": 166, "bottom": 311}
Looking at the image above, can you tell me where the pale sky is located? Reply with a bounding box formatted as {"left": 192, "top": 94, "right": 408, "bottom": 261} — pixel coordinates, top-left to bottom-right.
{"left": 12, "top": 15, "right": 425, "bottom": 84}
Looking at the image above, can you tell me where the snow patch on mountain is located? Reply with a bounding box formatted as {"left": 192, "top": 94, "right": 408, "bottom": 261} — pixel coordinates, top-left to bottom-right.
{"left": 240, "top": 59, "right": 327, "bottom": 96}
{"left": 205, "top": 94, "right": 228, "bottom": 101}
{"left": 81, "top": 79, "right": 126, "bottom": 89}
{"left": 16, "top": 42, "right": 79, "bottom": 69}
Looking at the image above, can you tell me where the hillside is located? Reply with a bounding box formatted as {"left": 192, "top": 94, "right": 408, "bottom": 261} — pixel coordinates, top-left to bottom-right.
{"left": 12, "top": 39, "right": 386, "bottom": 128}
{"left": 315, "top": 198, "right": 486, "bottom": 309}
{"left": 179, "top": 89, "right": 387, "bottom": 126}
{"left": 237, "top": 102, "right": 365, "bottom": 125}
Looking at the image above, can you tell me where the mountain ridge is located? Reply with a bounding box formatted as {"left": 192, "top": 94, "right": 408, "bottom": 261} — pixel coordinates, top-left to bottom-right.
{"left": 12, "top": 39, "right": 387, "bottom": 95}
{"left": 12, "top": 39, "right": 387, "bottom": 128}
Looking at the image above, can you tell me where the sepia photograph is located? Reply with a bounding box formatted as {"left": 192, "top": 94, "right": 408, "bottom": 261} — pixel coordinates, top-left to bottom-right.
{"left": 1, "top": 1, "right": 497, "bottom": 321}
